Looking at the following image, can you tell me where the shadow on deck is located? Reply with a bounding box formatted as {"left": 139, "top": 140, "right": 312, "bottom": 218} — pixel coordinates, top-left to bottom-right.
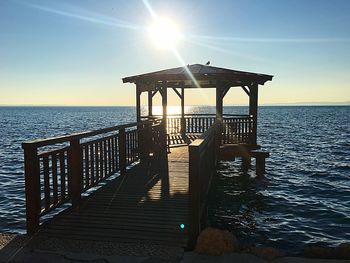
{"left": 39, "top": 146, "right": 189, "bottom": 247}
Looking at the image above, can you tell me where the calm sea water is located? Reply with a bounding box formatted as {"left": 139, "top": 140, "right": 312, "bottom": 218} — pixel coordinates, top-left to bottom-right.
{"left": 0, "top": 106, "right": 349, "bottom": 254}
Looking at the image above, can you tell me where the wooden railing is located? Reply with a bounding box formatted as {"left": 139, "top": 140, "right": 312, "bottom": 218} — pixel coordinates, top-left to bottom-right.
{"left": 222, "top": 115, "right": 254, "bottom": 144}
{"left": 142, "top": 114, "right": 255, "bottom": 145}
{"left": 22, "top": 119, "right": 165, "bottom": 235}
{"left": 188, "top": 120, "right": 219, "bottom": 249}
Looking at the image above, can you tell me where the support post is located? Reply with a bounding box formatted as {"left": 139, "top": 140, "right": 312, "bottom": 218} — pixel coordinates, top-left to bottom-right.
{"left": 256, "top": 158, "right": 265, "bottom": 176}
{"left": 249, "top": 84, "right": 258, "bottom": 145}
{"left": 181, "top": 87, "right": 185, "bottom": 135}
{"left": 216, "top": 83, "right": 224, "bottom": 147}
{"left": 136, "top": 83, "right": 141, "bottom": 122}
{"left": 188, "top": 145, "right": 200, "bottom": 250}
{"left": 23, "top": 145, "right": 40, "bottom": 235}
{"left": 161, "top": 81, "right": 167, "bottom": 131}
{"left": 68, "top": 138, "right": 82, "bottom": 207}
{"left": 139, "top": 122, "right": 151, "bottom": 165}
{"left": 118, "top": 128, "right": 127, "bottom": 176}
{"left": 148, "top": 90, "right": 153, "bottom": 117}
{"left": 242, "top": 156, "right": 251, "bottom": 173}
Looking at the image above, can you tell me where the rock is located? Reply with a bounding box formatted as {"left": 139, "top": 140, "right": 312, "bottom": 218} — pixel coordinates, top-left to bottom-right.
{"left": 251, "top": 247, "right": 284, "bottom": 260}
{"left": 195, "top": 227, "right": 239, "bottom": 256}
{"left": 335, "top": 243, "right": 350, "bottom": 259}
{"left": 304, "top": 245, "right": 334, "bottom": 259}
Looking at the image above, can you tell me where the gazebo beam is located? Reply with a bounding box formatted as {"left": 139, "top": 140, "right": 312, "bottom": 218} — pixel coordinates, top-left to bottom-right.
{"left": 216, "top": 83, "right": 224, "bottom": 121}
{"left": 222, "top": 86, "right": 231, "bottom": 98}
{"left": 172, "top": 88, "right": 183, "bottom": 99}
{"left": 148, "top": 90, "right": 153, "bottom": 116}
{"left": 241, "top": 86, "right": 250, "bottom": 96}
{"left": 136, "top": 83, "right": 141, "bottom": 122}
{"left": 249, "top": 83, "right": 258, "bottom": 145}
{"left": 161, "top": 81, "right": 168, "bottom": 130}
{"left": 181, "top": 87, "right": 185, "bottom": 135}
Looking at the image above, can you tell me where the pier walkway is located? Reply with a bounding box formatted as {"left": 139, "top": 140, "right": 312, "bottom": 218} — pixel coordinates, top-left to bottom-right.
{"left": 39, "top": 146, "right": 189, "bottom": 247}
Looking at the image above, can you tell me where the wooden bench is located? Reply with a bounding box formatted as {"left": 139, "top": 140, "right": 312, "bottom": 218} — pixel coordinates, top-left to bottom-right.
{"left": 250, "top": 150, "right": 270, "bottom": 176}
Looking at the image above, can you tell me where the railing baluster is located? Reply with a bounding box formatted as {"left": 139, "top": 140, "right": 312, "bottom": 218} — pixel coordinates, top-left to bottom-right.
{"left": 91, "top": 143, "right": 95, "bottom": 184}
{"left": 104, "top": 140, "right": 107, "bottom": 178}
{"left": 84, "top": 145, "right": 89, "bottom": 189}
{"left": 99, "top": 141, "right": 104, "bottom": 181}
{"left": 59, "top": 151, "right": 66, "bottom": 200}
{"left": 115, "top": 135, "right": 119, "bottom": 170}
{"left": 119, "top": 128, "right": 126, "bottom": 176}
{"left": 94, "top": 143, "right": 99, "bottom": 183}
{"left": 52, "top": 154, "right": 58, "bottom": 204}
{"left": 111, "top": 136, "right": 116, "bottom": 173}
{"left": 108, "top": 138, "right": 112, "bottom": 175}
{"left": 43, "top": 156, "right": 50, "bottom": 210}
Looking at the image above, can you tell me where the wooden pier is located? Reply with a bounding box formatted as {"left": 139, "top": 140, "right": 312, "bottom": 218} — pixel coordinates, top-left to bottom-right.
{"left": 22, "top": 64, "right": 273, "bottom": 249}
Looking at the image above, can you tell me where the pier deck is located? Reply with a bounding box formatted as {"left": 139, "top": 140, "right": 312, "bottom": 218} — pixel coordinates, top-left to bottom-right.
{"left": 39, "top": 146, "right": 189, "bottom": 247}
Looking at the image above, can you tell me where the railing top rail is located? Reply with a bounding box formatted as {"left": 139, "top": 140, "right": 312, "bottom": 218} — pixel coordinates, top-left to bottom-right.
{"left": 190, "top": 121, "right": 218, "bottom": 149}
{"left": 142, "top": 114, "right": 251, "bottom": 117}
{"left": 22, "top": 119, "right": 154, "bottom": 149}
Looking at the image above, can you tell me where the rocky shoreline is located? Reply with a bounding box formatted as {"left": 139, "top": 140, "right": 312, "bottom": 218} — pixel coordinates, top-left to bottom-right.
{"left": 195, "top": 227, "right": 350, "bottom": 261}
{"left": 1, "top": 231, "right": 350, "bottom": 262}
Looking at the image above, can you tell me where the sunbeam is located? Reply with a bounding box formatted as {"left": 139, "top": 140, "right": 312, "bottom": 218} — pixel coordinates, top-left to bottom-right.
{"left": 22, "top": 2, "right": 141, "bottom": 30}
{"left": 184, "top": 38, "right": 269, "bottom": 62}
{"left": 189, "top": 34, "right": 350, "bottom": 43}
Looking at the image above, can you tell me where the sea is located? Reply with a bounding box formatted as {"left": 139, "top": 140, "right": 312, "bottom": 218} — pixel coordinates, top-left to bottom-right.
{"left": 0, "top": 106, "right": 349, "bottom": 255}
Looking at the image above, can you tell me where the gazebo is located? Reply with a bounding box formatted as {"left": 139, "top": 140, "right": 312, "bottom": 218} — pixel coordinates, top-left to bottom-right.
{"left": 123, "top": 64, "right": 273, "bottom": 145}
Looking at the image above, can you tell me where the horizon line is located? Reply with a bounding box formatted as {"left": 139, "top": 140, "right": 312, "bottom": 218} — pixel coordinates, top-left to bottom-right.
{"left": 0, "top": 102, "right": 349, "bottom": 107}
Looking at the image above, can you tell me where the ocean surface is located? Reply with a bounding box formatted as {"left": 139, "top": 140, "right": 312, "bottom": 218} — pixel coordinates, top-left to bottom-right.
{"left": 0, "top": 106, "right": 349, "bottom": 254}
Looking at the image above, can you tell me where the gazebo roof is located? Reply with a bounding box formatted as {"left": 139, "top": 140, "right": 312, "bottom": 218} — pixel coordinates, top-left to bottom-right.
{"left": 122, "top": 64, "right": 273, "bottom": 88}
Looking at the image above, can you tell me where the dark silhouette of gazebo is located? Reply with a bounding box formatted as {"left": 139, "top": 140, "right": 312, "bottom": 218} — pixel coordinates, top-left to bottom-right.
{"left": 123, "top": 63, "right": 273, "bottom": 145}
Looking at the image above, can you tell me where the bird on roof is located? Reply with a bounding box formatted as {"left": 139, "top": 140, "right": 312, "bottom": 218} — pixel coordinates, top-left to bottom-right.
{"left": 205, "top": 61, "right": 210, "bottom": 65}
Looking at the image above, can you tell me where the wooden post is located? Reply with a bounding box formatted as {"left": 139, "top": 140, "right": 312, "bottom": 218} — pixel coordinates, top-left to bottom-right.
{"left": 249, "top": 84, "right": 258, "bottom": 145}
{"left": 23, "top": 145, "right": 41, "bottom": 235}
{"left": 242, "top": 156, "right": 251, "bottom": 173}
{"left": 118, "top": 128, "right": 127, "bottom": 176}
{"left": 188, "top": 144, "right": 200, "bottom": 250}
{"left": 216, "top": 83, "right": 224, "bottom": 147}
{"left": 148, "top": 90, "right": 153, "bottom": 117}
{"left": 161, "top": 81, "right": 167, "bottom": 131}
{"left": 181, "top": 87, "right": 186, "bottom": 135}
{"left": 256, "top": 158, "right": 265, "bottom": 176}
{"left": 68, "top": 138, "right": 82, "bottom": 207}
{"left": 136, "top": 83, "right": 141, "bottom": 122}
{"left": 139, "top": 122, "right": 151, "bottom": 165}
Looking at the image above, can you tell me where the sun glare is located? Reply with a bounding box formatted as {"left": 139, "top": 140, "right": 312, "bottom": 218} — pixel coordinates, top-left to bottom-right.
{"left": 149, "top": 17, "right": 181, "bottom": 50}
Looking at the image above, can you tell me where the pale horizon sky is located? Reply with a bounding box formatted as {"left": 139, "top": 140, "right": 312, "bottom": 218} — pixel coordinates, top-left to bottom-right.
{"left": 1, "top": 0, "right": 350, "bottom": 106}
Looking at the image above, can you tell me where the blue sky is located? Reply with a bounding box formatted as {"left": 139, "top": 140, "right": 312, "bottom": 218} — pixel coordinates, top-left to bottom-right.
{"left": 0, "top": 0, "right": 349, "bottom": 106}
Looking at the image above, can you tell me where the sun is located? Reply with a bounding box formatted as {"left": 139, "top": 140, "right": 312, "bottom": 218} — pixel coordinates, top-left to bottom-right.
{"left": 149, "top": 17, "right": 181, "bottom": 50}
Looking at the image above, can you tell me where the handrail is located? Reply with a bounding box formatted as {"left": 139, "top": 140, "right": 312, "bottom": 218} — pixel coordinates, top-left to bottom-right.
{"left": 22, "top": 119, "right": 165, "bottom": 235}
{"left": 188, "top": 120, "right": 219, "bottom": 249}
{"left": 142, "top": 114, "right": 251, "bottom": 118}
{"left": 22, "top": 120, "right": 154, "bottom": 148}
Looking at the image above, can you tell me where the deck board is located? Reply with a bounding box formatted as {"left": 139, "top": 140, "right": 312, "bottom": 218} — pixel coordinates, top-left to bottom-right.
{"left": 40, "top": 146, "right": 189, "bottom": 247}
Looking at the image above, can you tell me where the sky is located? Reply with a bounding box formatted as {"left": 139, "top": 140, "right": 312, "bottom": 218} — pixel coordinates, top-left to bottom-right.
{"left": 0, "top": 0, "right": 350, "bottom": 106}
